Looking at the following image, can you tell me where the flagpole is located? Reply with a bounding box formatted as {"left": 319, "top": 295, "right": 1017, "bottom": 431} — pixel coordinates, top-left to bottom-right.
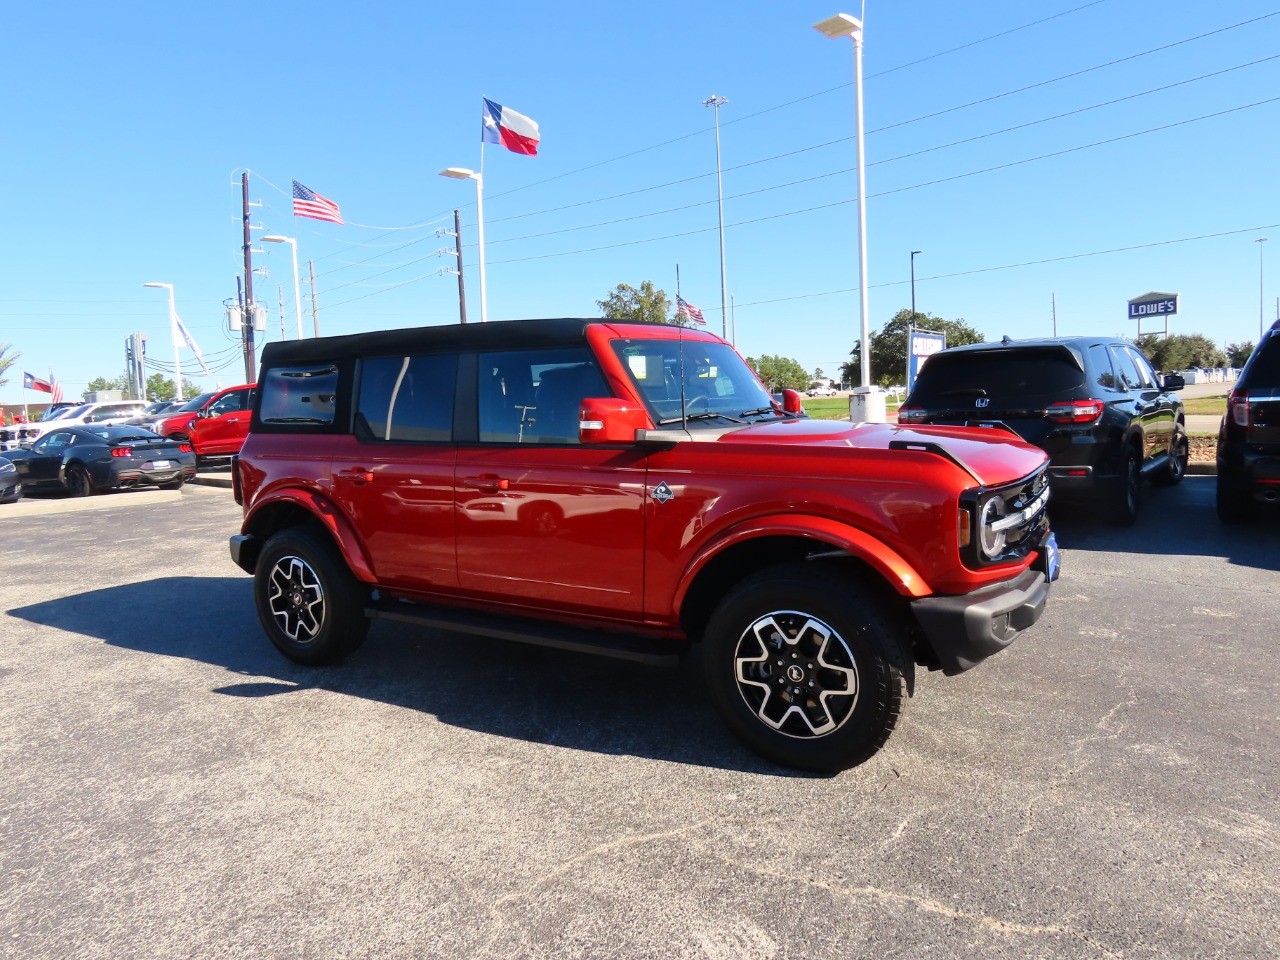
{"left": 477, "top": 106, "right": 489, "bottom": 324}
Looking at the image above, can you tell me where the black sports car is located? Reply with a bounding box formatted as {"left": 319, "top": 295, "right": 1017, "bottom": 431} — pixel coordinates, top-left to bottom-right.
{"left": 0, "top": 425, "right": 197, "bottom": 497}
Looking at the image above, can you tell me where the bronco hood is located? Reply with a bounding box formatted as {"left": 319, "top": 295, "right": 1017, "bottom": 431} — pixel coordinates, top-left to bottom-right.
{"left": 708, "top": 418, "right": 1048, "bottom": 487}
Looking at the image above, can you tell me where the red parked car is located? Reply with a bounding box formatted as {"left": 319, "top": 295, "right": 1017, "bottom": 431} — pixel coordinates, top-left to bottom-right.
{"left": 189, "top": 383, "right": 257, "bottom": 458}
{"left": 230, "top": 319, "right": 1058, "bottom": 771}
{"left": 151, "top": 384, "right": 254, "bottom": 442}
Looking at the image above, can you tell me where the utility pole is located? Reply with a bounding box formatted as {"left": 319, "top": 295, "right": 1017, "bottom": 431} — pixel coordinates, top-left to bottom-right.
{"left": 241, "top": 172, "right": 257, "bottom": 383}
{"left": 454, "top": 210, "right": 467, "bottom": 324}
{"left": 278, "top": 286, "right": 286, "bottom": 341}
{"left": 308, "top": 259, "right": 320, "bottom": 337}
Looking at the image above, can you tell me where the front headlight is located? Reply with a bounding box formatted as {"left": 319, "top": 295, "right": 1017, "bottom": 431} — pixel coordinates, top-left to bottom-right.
{"left": 0, "top": 460, "right": 16, "bottom": 475}
{"left": 978, "top": 495, "right": 1008, "bottom": 559}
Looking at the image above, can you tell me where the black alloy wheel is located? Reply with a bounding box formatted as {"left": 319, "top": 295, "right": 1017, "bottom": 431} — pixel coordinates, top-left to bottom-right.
{"left": 1153, "top": 427, "right": 1189, "bottom": 487}
{"left": 702, "top": 563, "right": 909, "bottom": 773}
{"left": 65, "top": 464, "right": 93, "bottom": 498}
{"left": 254, "top": 527, "right": 369, "bottom": 665}
{"left": 1108, "top": 447, "right": 1140, "bottom": 526}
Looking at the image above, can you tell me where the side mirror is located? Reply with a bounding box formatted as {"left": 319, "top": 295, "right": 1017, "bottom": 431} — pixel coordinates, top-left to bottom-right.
{"left": 579, "top": 397, "right": 653, "bottom": 444}
{"left": 197, "top": 408, "right": 212, "bottom": 419}
{"left": 1162, "top": 374, "right": 1185, "bottom": 391}
{"left": 780, "top": 388, "right": 805, "bottom": 415}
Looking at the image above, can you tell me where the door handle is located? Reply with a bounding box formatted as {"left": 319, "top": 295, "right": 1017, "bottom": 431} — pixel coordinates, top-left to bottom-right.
{"left": 463, "top": 474, "right": 510, "bottom": 492}
{"left": 337, "top": 467, "right": 374, "bottom": 485}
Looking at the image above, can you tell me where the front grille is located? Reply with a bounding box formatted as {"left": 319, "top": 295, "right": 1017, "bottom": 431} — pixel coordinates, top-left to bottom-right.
{"left": 961, "top": 467, "right": 1051, "bottom": 569}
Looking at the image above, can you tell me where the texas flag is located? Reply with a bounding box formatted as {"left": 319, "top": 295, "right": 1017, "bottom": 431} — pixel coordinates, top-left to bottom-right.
{"left": 482, "top": 98, "right": 540, "bottom": 156}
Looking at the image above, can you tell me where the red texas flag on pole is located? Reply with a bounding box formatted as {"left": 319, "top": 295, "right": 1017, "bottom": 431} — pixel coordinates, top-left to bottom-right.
{"left": 23, "top": 372, "right": 53, "bottom": 393}
{"left": 482, "top": 98, "right": 540, "bottom": 156}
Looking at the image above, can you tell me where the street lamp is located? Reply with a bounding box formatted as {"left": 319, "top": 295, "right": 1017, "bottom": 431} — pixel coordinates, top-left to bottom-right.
{"left": 815, "top": 12, "right": 874, "bottom": 406}
{"left": 1257, "top": 237, "right": 1268, "bottom": 340}
{"left": 143, "top": 282, "right": 183, "bottom": 401}
{"left": 910, "top": 250, "right": 922, "bottom": 319}
{"left": 704, "top": 94, "right": 730, "bottom": 341}
{"left": 440, "top": 167, "right": 487, "bottom": 323}
{"left": 262, "top": 235, "right": 307, "bottom": 339}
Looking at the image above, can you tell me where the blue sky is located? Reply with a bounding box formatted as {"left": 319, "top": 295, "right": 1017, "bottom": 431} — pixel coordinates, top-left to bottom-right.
{"left": 3, "top": 0, "right": 1278, "bottom": 403}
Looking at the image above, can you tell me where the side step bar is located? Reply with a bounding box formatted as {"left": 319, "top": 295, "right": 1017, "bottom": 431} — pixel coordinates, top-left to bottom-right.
{"left": 365, "top": 598, "right": 684, "bottom": 667}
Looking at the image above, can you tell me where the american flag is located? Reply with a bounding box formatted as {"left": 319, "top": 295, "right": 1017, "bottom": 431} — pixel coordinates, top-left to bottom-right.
{"left": 676, "top": 296, "right": 706, "bottom": 326}
{"left": 49, "top": 371, "right": 63, "bottom": 403}
{"left": 292, "top": 180, "right": 344, "bottom": 224}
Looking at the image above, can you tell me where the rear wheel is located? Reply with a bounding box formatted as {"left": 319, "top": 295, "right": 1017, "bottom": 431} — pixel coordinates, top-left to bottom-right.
{"left": 65, "top": 464, "right": 93, "bottom": 498}
{"left": 702, "top": 563, "right": 909, "bottom": 772}
{"left": 1216, "top": 474, "right": 1254, "bottom": 524}
{"left": 254, "top": 527, "right": 370, "bottom": 665}
{"left": 1152, "top": 427, "right": 1188, "bottom": 486}
{"left": 1108, "top": 447, "right": 1140, "bottom": 526}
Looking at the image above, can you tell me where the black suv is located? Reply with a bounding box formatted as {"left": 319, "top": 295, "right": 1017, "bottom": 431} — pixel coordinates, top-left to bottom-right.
{"left": 1217, "top": 320, "right": 1280, "bottom": 522}
{"left": 900, "top": 336, "right": 1187, "bottom": 525}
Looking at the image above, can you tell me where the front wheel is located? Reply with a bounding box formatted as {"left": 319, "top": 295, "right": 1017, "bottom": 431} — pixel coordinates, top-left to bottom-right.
{"left": 254, "top": 527, "right": 370, "bottom": 665}
{"left": 1152, "top": 427, "right": 1188, "bottom": 487}
{"left": 702, "top": 563, "right": 909, "bottom": 773}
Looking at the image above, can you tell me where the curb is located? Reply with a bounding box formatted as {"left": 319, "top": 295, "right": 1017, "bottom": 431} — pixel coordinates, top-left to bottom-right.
{"left": 1187, "top": 462, "right": 1216, "bottom": 476}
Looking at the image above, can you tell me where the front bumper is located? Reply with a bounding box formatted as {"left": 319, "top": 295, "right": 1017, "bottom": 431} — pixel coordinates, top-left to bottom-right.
{"left": 910, "top": 562, "right": 1053, "bottom": 675}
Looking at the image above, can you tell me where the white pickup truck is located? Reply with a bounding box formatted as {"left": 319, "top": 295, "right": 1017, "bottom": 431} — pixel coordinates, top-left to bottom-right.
{"left": 806, "top": 384, "right": 838, "bottom": 397}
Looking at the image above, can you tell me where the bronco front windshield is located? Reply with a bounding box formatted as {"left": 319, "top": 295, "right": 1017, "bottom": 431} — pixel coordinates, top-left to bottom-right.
{"left": 611, "top": 338, "right": 778, "bottom": 428}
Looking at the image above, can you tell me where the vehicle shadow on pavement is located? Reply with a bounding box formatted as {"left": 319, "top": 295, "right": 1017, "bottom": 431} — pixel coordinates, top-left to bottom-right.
{"left": 8, "top": 577, "right": 803, "bottom": 777}
{"left": 1049, "top": 476, "right": 1279, "bottom": 571}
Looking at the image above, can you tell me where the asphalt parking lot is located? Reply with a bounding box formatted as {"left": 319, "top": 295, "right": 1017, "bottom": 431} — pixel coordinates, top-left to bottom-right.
{"left": 1, "top": 480, "right": 1276, "bottom": 960}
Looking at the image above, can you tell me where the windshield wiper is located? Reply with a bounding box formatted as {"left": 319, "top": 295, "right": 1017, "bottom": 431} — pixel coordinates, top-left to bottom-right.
{"left": 738, "top": 405, "right": 801, "bottom": 419}
{"left": 656, "top": 412, "right": 743, "bottom": 426}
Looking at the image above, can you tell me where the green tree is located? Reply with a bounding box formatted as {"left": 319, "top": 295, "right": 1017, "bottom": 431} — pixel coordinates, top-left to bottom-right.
{"left": 0, "top": 343, "right": 19, "bottom": 389}
{"left": 1133, "top": 333, "right": 1225, "bottom": 372}
{"left": 746, "top": 354, "right": 810, "bottom": 392}
{"left": 841, "top": 310, "right": 985, "bottom": 387}
{"left": 1225, "top": 341, "right": 1255, "bottom": 368}
{"left": 144, "top": 374, "right": 200, "bottom": 402}
{"left": 84, "top": 374, "right": 130, "bottom": 399}
{"left": 597, "top": 281, "right": 693, "bottom": 327}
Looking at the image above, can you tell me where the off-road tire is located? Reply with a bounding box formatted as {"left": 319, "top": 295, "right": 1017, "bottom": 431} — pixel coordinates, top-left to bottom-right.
{"left": 702, "top": 563, "right": 909, "bottom": 773}
{"left": 254, "top": 527, "right": 370, "bottom": 665}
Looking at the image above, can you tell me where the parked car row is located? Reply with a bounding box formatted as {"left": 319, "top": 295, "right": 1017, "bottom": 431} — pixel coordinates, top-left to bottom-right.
{"left": 0, "top": 383, "right": 256, "bottom": 501}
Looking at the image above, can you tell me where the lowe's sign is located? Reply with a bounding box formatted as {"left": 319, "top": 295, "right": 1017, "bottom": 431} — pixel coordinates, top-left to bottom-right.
{"left": 1128, "top": 292, "right": 1179, "bottom": 319}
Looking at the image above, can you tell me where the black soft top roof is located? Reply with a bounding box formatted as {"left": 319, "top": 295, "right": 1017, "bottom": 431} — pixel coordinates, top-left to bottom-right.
{"left": 261, "top": 318, "right": 599, "bottom": 367}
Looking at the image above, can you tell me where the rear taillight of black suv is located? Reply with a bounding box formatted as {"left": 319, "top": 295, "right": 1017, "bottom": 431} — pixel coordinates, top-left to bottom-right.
{"left": 1044, "top": 399, "right": 1104, "bottom": 424}
{"left": 897, "top": 405, "right": 926, "bottom": 424}
{"left": 1227, "top": 390, "right": 1250, "bottom": 429}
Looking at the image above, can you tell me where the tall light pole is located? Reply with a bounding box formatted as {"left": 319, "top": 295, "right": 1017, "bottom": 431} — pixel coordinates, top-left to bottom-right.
{"left": 262, "top": 235, "right": 306, "bottom": 339}
{"left": 815, "top": 11, "right": 872, "bottom": 396}
{"left": 704, "top": 94, "right": 730, "bottom": 341}
{"left": 910, "top": 249, "right": 922, "bottom": 319}
{"left": 1257, "top": 237, "right": 1268, "bottom": 340}
{"left": 143, "top": 282, "right": 183, "bottom": 401}
{"left": 440, "top": 167, "right": 487, "bottom": 323}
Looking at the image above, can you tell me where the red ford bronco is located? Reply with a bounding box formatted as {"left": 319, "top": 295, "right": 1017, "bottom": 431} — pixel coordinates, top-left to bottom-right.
{"left": 230, "top": 319, "right": 1059, "bottom": 771}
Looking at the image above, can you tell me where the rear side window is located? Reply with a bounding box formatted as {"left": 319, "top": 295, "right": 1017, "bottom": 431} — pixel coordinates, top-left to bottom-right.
{"left": 478, "top": 347, "right": 607, "bottom": 444}
{"left": 911, "top": 348, "right": 1086, "bottom": 405}
{"left": 261, "top": 366, "right": 339, "bottom": 425}
{"left": 356, "top": 355, "right": 457, "bottom": 443}
{"left": 1108, "top": 346, "right": 1147, "bottom": 391}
